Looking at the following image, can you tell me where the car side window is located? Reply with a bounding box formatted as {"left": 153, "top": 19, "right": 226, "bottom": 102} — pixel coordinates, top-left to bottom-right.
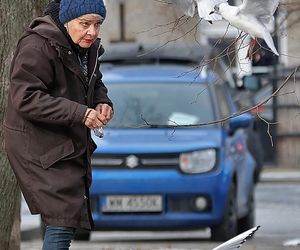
{"left": 215, "top": 85, "right": 232, "bottom": 119}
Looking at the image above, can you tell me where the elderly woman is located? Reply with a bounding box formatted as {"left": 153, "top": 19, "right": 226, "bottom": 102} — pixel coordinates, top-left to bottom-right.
{"left": 4, "top": 0, "right": 113, "bottom": 249}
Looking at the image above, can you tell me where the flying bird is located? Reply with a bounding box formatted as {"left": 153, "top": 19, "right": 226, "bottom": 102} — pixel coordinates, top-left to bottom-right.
{"left": 171, "top": 0, "right": 227, "bottom": 22}
{"left": 215, "top": 0, "right": 280, "bottom": 56}
{"left": 212, "top": 226, "right": 260, "bottom": 250}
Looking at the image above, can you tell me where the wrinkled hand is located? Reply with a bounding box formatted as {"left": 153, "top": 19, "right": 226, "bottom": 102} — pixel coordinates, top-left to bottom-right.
{"left": 95, "top": 103, "right": 113, "bottom": 123}
{"left": 84, "top": 108, "right": 107, "bottom": 129}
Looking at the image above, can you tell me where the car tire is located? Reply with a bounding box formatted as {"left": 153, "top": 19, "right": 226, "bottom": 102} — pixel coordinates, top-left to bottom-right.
{"left": 238, "top": 186, "right": 255, "bottom": 233}
{"left": 74, "top": 229, "right": 91, "bottom": 241}
{"left": 211, "top": 182, "right": 238, "bottom": 241}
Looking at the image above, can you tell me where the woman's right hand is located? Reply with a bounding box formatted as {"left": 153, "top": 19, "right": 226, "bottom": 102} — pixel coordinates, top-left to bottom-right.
{"left": 83, "top": 108, "right": 107, "bottom": 129}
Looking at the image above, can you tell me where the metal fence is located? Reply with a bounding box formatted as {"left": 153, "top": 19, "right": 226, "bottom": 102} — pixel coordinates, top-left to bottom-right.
{"left": 261, "top": 66, "right": 300, "bottom": 167}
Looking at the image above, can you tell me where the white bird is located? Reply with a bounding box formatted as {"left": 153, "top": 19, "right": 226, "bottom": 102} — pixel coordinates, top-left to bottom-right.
{"left": 212, "top": 226, "right": 260, "bottom": 250}
{"left": 216, "top": 0, "right": 280, "bottom": 56}
{"left": 171, "top": 0, "right": 227, "bottom": 22}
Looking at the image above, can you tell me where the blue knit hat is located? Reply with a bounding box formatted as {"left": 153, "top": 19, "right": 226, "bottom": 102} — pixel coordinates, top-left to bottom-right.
{"left": 59, "top": 0, "right": 106, "bottom": 24}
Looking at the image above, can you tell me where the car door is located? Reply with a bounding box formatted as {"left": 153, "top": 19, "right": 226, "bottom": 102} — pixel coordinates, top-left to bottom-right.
{"left": 214, "top": 84, "right": 252, "bottom": 213}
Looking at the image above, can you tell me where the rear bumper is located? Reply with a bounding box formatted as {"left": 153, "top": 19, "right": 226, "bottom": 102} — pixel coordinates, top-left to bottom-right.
{"left": 90, "top": 168, "right": 232, "bottom": 230}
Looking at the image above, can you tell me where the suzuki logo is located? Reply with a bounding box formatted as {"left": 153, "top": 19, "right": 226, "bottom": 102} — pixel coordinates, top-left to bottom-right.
{"left": 126, "top": 155, "right": 139, "bottom": 168}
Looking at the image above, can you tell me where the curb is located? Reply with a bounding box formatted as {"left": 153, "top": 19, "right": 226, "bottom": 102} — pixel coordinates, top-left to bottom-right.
{"left": 260, "top": 170, "right": 300, "bottom": 183}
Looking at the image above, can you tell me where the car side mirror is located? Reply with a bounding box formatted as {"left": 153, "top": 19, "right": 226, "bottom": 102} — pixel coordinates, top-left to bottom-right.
{"left": 229, "top": 113, "right": 253, "bottom": 131}
{"left": 242, "top": 75, "right": 261, "bottom": 91}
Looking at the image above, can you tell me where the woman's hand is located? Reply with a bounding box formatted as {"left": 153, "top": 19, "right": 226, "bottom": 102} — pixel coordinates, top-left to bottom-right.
{"left": 95, "top": 103, "right": 113, "bottom": 123}
{"left": 83, "top": 108, "right": 107, "bottom": 129}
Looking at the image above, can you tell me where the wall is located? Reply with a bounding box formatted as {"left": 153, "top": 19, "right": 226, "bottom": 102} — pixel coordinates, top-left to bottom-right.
{"left": 285, "top": 0, "right": 300, "bottom": 67}
{"left": 101, "top": 0, "right": 199, "bottom": 48}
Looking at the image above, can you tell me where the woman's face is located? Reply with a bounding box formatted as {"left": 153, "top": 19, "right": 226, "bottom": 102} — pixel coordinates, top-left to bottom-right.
{"left": 65, "top": 14, "right": 103, "bottom": 48}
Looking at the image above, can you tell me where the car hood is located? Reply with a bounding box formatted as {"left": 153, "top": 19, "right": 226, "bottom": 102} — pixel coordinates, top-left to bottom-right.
{"left": 92, "top": 128, "right": 222, "bottom": 154}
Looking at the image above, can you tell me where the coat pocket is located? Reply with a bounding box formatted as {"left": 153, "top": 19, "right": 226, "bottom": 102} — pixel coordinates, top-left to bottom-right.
{"left": 40, "top": 139, "right": 74, "bottom": 169}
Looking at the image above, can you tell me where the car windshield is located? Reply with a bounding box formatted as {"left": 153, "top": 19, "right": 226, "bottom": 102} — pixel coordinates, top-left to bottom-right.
{"left": 107, "top": 83, "right": 215, "bottom": 128}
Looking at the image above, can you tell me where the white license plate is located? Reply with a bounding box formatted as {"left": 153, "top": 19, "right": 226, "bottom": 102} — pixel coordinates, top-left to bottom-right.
{"left": 102, "top": 195, "right": 163, "bottom": 212}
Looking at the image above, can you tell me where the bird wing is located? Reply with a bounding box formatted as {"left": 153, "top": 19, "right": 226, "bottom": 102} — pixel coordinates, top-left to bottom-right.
{"left": 195, "top": 0, "right": 227, "bottom": 21}
{"left": 239, "top": 0, "right": 280, "bottom": 24}
{"left": 212, "top": 226, "right": 260, "bottom": 250}
{"left": 171, "top": 0, "right": 196, "bottom": 17}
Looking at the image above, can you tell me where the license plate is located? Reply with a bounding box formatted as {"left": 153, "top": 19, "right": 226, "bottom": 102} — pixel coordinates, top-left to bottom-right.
{"left": 102, "top": 195, "right": 163, "bottom": 212}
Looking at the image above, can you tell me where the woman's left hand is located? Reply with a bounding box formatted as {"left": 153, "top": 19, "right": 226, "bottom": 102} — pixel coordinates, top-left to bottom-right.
{"left": 95, "top": 103, "right": 113, "bottom": 123}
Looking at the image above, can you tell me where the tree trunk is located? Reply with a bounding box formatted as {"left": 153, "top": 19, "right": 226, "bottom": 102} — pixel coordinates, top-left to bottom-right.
{"left": 0, "top": 1, "right": 49, "bottom": 249}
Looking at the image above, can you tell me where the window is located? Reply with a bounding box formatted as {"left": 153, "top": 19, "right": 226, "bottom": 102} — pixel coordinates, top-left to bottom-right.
{"left": 107, "top": 82, "right": 215, "bottom": 127}
{"left": 214, "top": 86, "right": 232, "bottom": 119}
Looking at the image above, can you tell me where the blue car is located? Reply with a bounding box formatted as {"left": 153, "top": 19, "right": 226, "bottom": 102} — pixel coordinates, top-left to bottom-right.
{"left": 86, "top": 46, "right": 256, "bottom": 242}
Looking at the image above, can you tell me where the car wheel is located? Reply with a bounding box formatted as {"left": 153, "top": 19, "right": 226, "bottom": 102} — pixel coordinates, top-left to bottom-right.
{"left": 211, "top": 182, "right": 238, "bottom": 241}
{"left": 238, "top": 186, "right": 255, "bottom": 233}
{"left": 74, "top": 229, "right": 91, "bottom": 241}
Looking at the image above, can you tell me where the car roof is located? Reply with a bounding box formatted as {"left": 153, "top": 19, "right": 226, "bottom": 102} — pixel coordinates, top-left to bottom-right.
{"left": 100, "top": 43, "right": 214, "bottom": 65}
{"left": 100, "top": 43, "right": 219, "bottom": 83}
{"left": 102, "top": 64, "right": 217, "bottom": 83}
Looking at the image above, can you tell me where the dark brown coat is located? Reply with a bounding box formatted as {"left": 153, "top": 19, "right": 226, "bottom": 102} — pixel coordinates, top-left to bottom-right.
{"left": 4, "top": 15, "right": 112, "bottom": 229}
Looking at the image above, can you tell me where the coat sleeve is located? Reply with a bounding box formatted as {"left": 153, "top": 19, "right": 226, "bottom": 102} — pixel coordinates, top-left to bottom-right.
{"left": 9, "top": 38, "right": 87, "bottom": 126}
{"left": 93, "top": 71, "right": 113, "bottom": 109}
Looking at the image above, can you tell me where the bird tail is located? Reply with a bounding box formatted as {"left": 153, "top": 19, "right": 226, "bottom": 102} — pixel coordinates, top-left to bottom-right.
{"left": 263, "top": 31, "right": 279, "bottom": 56}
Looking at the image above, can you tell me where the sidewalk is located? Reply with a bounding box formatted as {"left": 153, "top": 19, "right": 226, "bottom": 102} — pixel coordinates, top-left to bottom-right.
{"left": 21, "top": 168, "right": 300, "bottom": 241}
{"left": 260, "top": 167, "right": 300, "bottom": 182}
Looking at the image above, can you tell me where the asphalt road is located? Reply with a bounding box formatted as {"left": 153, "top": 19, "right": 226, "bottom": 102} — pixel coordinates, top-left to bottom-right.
{"left": 21, "top": 181, "right": 300, "bottom": 250}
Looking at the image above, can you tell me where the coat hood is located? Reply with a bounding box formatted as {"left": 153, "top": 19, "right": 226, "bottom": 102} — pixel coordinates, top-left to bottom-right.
{"left": 29, "top": 15, "right": 71, "bottom": 49}
{"left": 27, "top": 15, "right": 103, "bottom": 57}
{"left": 28, "top": 1, "right": 102, "bottom": 54}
